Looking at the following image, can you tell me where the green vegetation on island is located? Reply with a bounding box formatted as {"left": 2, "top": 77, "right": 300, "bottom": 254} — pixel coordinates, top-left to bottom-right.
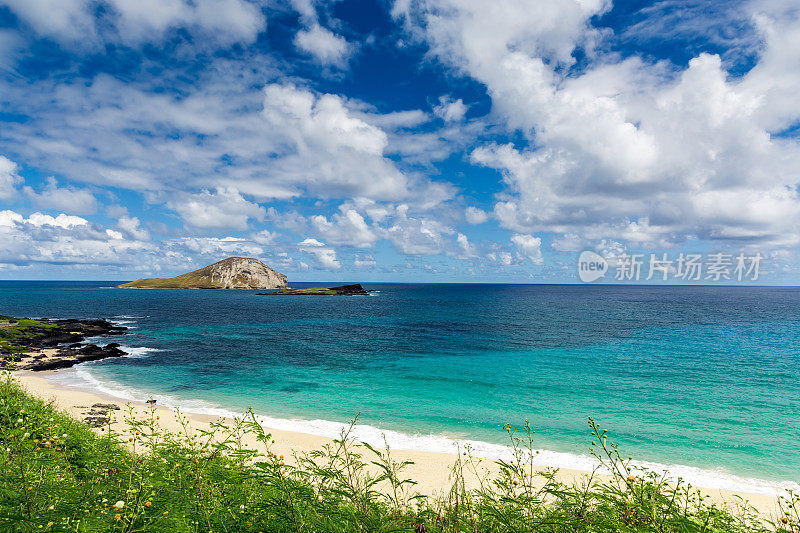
{"left": 1, "top": 373, "right": 792, "bottom": 532}
{"left": 263, "top": 284, "right": 370, "bottom": 296}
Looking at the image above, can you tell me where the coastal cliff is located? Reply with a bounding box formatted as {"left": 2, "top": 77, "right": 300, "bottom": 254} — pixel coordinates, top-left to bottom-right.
{"left": 117, "top": 257, "right": 288, "bottom": 289}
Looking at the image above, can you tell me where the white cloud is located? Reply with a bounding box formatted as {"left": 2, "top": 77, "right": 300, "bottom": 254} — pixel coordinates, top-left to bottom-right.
{"left": 169, "top": 188, "right": 266, "bottom": 230}
{"left": 24, "top": 177, "right": 97, "bottom": 214}
{"left": 310, "top": 206, "right": 378, "bottom": 248}
{"left": 117, "top": 216, "right": 150, "bottom": 241}
{"left": 164, "top": 236, "right": 264, "bottom": 258}
{"left": 382, "top": 204, "right": 453, "bottom": 255}
{"left": 551, "top": 233, "right": 583, "bottom": 252}
{"left": 464, "top": 206, "right": 488, "bottom": 225}
{"left": 354, "top": 253, "right": 377, "bottom": 268}
{"left": 251, "top": 229, "right": 278, "bottom": 245}
{"left": 456, "top": 232, "right": 478, "bottom": 258}
{"left": 27, "top": 212, "right": 89, "bottom": 229}
{"left": 0, "top": 0, "right": 265, "bottom": 48}
{"left": 297, "top": 238, "right": 341, "bottom": 269}
{"left": 0, "top": 209, "right": 153, "bottom": 265}
{"left": 294, "top": 24, "right": 354, "bottom": 68}
{"left": 298, "top": 238, "right": 325, "bottom": 247}
{"left": 398, "top": 0, "right": 800, "bottom": 251}
{"left": 0, "top": 64, "right": 455, "bottom": 221}
{"left": 434, "top": 95, "right": 467, "bottom": 122}
{"left": 0, "top": 156, "right": 21, "bottom": 200}
{"left": 511, "top": 233, "right": 543, "bottom": 264}
{"left": 260, "top": 83, "right": 450, "bottom": 202}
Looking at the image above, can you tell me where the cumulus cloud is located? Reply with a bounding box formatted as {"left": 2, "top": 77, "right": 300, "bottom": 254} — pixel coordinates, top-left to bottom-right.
{"left": 251, "top": 229, "right": 278, "bottom": 245}
{"left": 511, "top": 233, "right": 543, "bottom": 264}
{"left": 464, "top": 206, "right": 488, "bottom": 225}
{"left": 169, "top": 188, "right": 266, "bottom": 230}
{"left": 23, "top": 177, "right": 97, "bottom": 214}
{"left": 0, "top": 156, "right": 21, "bottom": 200}
{"left": 294, "top": 24, "right": 354, "bottom": 68}
{"left": 382, "top": 204, "right": 453, "bottom": 255}
{"left": 353, "top": 253, "right": 377, "bottom": 268}
{"left": 261, "top": 83, "right": 450, "bottom": 202}
{"left": 1, "top": 0, "right": 265, "bottom": 48}
{"left": 164, "top": 236, "right": 264, "bottom": 259}
{"left": 310, "top": 206, "right": 378, "bottom": 248}
{"left": 298, "top": 238, "right": 341, "bottom": 269}
{"left": 456, "top": 232, "right": 478, "bottom": 258}
{"left": 397, "top": 0, "right": 800, "bottom": 252}
{"left": 433, "top": 95, "right": 467, "bottom": 122}
{"left": 117, "top": 216, "right": 150, "bottom": 241}
{"left": 0, "top": 209, "right": 153, "bottom": 265}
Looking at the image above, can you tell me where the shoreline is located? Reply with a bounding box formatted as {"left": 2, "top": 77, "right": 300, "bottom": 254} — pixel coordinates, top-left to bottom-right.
{"left": 12, "top": 368, "right": 788, "bottom": 519}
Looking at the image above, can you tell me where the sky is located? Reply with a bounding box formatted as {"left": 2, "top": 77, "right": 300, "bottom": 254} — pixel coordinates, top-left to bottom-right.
{"left": 0, "top": 0, "right": 799, "bottom": 283}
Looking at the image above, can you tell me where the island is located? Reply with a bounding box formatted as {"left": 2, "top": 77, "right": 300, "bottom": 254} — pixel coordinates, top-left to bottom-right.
{"left": 259, "top": 283, "right": 370, "bottom": 296}
{"left": 116, "top": 257, "right": 288, "bottom": 289}
{"left": 0, "top": 315, "right": 129, "bottom": 370}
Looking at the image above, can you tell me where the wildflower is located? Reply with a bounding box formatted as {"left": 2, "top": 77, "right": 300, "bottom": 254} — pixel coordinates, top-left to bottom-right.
{"left": 47, "top": 522, "right": 53, "bottom": 527}
{"left": 145, "top": 501, "right": 152, "bottom": 508}
{"left": 114, "top": 514, "right": 121, "bottom": 521}
{"left": 627, "top": 475, "right": 636, "bottom": 483}
{"left": 23, "top": 432, "right": 30, "bottom": 439}
{"left": 61, "top": 434, "right": 67, "bottom": 438}
{"left": 48, "top": 505, "right": 54, "bottom": 510}
{"left": 16, "top": 418, "right": 22, "bottom": 424}
{"left": 113, "top": 501, "right": 125, "bottom": 509}
{"left": 782, "top": 517, "right": 789, "bottom": 524}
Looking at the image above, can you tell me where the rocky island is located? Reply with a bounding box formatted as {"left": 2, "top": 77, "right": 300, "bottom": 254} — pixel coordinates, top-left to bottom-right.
{"left": 117, "top": 257, "right": 288, "bottom": 289}
{"left": 0, "top": 316, "right": 129, "bottom": 371}
{"left": 260, "top": 283, "right": 370, "bottom": 296}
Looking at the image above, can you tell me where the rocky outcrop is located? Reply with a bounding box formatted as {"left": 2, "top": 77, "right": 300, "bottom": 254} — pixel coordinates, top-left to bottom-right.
{"left": 116, "top": 257, "right": 288, "bottom": 289}
{"left": 22, "top": 343, "right": 128, "bottom": 371}
{"left": 0, "top": 318, "right": 129, "bottom": 371}
{"left": 260, "top": 283, "right": 370, "bottom": 296}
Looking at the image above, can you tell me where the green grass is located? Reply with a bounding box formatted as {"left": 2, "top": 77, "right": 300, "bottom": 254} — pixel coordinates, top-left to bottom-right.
{"left": 0, "top": 317, "right": 58, "bottom": 354}
{"left": 0, "top": 372, "right": 795, "bottom": 532}
{"left": 116, "top": 272, "right": 221, "bottom": 289}
{"left": 268, "top": 288, "right": 338, "bottom": 295}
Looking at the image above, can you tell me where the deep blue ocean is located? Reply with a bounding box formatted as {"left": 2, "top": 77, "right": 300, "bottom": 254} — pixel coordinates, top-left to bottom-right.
{"left": 2, "top": 281, "right": 798, "bottom": 493}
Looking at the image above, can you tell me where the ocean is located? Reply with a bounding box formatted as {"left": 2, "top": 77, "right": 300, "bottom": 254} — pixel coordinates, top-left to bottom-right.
{"left": 2, "top": 281, "right": 798, "bottom": 494}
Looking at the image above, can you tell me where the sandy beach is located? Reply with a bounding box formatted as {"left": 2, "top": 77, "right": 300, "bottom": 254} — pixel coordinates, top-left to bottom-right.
{"left": 11, "top": 368, "right": 785, "bottom": 520}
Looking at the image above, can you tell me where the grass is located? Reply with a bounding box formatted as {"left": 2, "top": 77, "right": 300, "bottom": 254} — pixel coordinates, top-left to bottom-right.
{"left": 267, "top": 288, "right": 339, "bottom": 295}
{"left": 0, "top": 371, "right": 796, "bottom": 532}
{"left": 0, "top": 317, "right": 58, "bottom": 354}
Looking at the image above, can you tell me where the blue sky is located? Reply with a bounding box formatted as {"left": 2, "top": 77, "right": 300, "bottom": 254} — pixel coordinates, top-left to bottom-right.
{"left": 0, "top": 0, "right": 799, "bottom": 283}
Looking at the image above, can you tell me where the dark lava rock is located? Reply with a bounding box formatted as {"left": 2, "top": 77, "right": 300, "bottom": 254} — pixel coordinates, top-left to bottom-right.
{"left": 84, "top": 416, "right": 110, "bottom": 428}
{"left": 92, "top": 403, "right": 120, "bottom": 410}
{"left": 328, "top": 284, "right": 369, "bottom": 295}
{"left": 24, "top": 343, "right": 128, "bottom": 371}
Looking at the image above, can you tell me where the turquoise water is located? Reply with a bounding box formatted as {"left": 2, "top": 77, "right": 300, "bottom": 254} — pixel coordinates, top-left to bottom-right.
{"left": 2, "top": 282, "right": 799, "bottom": 492}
